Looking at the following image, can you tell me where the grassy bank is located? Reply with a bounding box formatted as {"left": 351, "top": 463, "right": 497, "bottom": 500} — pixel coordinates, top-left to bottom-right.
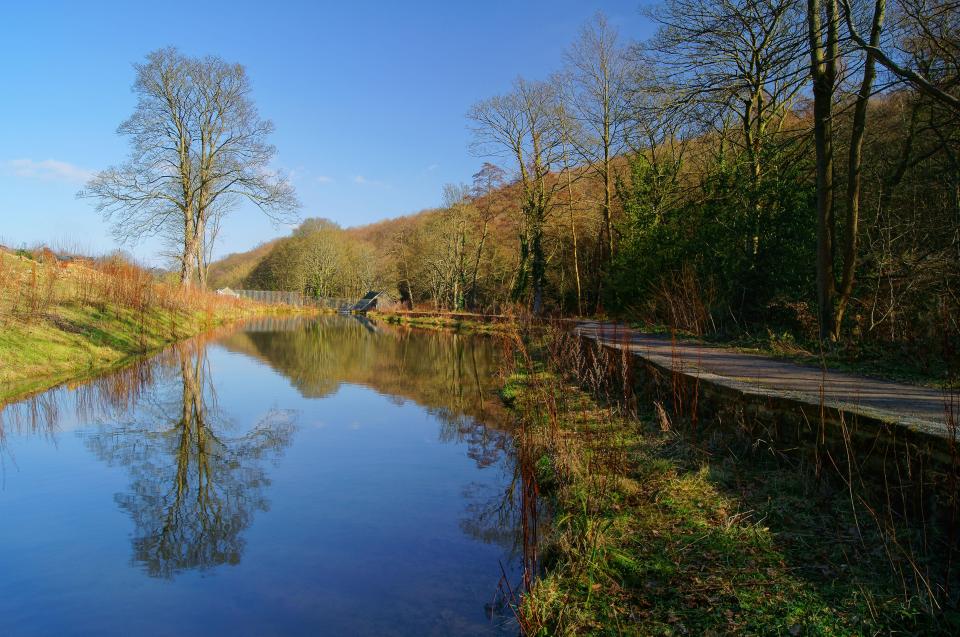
{"left": 0, "top": 248, "right": 294, "bottom": 404}
{"left": 503, "top": 329, "right": 958, "bottom": 635}
{"left": 369, "top": 309, "right": 517, "bottom": 334}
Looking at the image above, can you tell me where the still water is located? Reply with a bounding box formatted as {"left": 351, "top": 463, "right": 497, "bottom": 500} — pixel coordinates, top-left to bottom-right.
{"left": 0, "top": 316, "right": 523, "bottom": 636}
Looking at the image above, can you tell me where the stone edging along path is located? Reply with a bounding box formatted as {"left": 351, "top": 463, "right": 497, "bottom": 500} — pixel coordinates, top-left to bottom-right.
{"left": 574, "top": 321, "right": 955, "bottom": 441}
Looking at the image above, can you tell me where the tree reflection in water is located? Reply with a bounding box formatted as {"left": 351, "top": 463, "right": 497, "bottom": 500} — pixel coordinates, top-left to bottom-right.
{"left": 81, "top": 340, "right": 296, "bottom": 578}
{"left": 1, "top": 317, "right": 536, "bottom": 610}
{"left": 223, "top": 317, "right": 539, "bottom": 601}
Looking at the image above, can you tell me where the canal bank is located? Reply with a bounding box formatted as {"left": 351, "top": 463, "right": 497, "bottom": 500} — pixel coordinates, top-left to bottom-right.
{"left": 503, "top": 325, "right": 959, "bottom": 635}
{"left": 0, "top": 250, "right": 311, "bottom": 405}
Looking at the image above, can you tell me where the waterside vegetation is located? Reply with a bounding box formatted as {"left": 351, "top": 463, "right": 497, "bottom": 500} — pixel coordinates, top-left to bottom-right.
{"left": 0, "top": 246, "right": 288, "bottom": 403}
{"left": 502, "top": 326, "right": 959, "bottom": 635}
{"left": 209, "top": 2, "right": 958, "bottom": 384}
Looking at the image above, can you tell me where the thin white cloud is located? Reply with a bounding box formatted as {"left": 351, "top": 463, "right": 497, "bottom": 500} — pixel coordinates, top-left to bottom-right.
{"left": 3, "top": 158, "right": 93, "bottom": 183}
{"left": 353, "top": 175, "right": 388, "bottom": 188}
{"left": 426, "top": 163, "right": 439, "bottom": 172}
{"left": 316, "top": 175, "right": 334, "bottom": 184}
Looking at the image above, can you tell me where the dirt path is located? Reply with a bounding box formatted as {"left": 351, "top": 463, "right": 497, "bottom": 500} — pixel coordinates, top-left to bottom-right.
{"left": 575, "top": 322, "right": 955, "bottom": 438}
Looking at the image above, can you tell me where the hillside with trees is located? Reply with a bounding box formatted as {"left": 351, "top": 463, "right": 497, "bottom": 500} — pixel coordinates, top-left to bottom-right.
{"left": 208, "top": 2, "right": 957, "bottom": 376}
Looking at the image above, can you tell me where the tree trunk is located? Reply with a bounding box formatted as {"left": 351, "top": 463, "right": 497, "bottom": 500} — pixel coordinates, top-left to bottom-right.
{"left": 195, "top": 218, "right": 208, "bottom": 289}
{"left": 833, "top": 0, "right": 885, "bottom": 339}
{"left": 511, "top": 231, "right": 531, "bottom": 305}
{"left": 531, "top": 219, "right": 545, "bottom": 315}
{"left": 743, "top": 92, "right": 763, "bottom": 260}
{"left": 570, "top": 200, "right": 583, "bottom": 316}
{"left": 470, "top": 219, "right": 490, "bottom": 310}
{"left": 808, "top": 0, "right": 839, "bottom": 340}
{"left": 603, "top": 144, "right": 613, "bottom": 262}
{"left": 561, "top": 135, "right": 583, "bottom": 314}
{"left": 180, "top": 210, "right": 197, "bottom": 287}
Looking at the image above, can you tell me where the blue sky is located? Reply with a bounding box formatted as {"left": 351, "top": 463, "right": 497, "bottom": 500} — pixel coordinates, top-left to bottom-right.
{"left": 0, "top": 1, "right": 653, "bottom": 264}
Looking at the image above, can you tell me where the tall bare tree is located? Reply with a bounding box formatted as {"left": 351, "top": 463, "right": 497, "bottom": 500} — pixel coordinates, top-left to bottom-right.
{"left": 833, "top": 0, "right": 887, "bottom": 338}
{"left": 469, "top": 78, "right": 566, "bottom": 314}
{"left": 469, "top": 163, "right": 507, "bottom": 309}
{"left": 557, "top": 108, "right": 586, "bottom": 315}
{"left": 807, "top": 0, "right": 888, "bottom": 339}
{"left": 807, "top": 0, "right": 841, "bottom": 339}
{"left": 642, "top": 0, "right": 808, "bottom": 258}
{"left": 440, "top": 183, "right": 473, "bottom": 310}
{"left": 563, "top": 13, "right": 631, "bottom": 264}
{"left": 81, "top": 47, "right": 299, "bottom": 287}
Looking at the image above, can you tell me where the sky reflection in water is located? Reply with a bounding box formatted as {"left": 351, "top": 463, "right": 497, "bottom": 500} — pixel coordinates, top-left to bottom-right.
{"left": 0, "top": 316, "right": 522, "bottom": 636}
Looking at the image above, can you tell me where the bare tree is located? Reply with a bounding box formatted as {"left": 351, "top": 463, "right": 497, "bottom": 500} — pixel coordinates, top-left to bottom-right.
{"left": 840, "top": 0, "right": 960, "bottom": 113}
{"left": 563, "top": 13, "right": 631, "bottom": 264}
{"left": 806, "top": 0, "right": 889, "bottom": 339}
{"left": 807, "top": 0, "right": 841, "bottom": 339}
{"left": 440, "top": 183, "right": 473, "bottom": 310}
{"left": 833, "top": 0, "right": 888, "bottom": 338}
{"left": 642, "top": 0, "right": 808, "bottom": 258}
{"left": 469, "top": 78, "right": 565, "bottom": 314}
{"left": 557, "top": 108, "right": 586, "bottom": 315}
{"left": 80, "top": 47, "right": 299, "bottom": 287}
{"left": 469, "top": 163, "right": 507, "bottom": 309}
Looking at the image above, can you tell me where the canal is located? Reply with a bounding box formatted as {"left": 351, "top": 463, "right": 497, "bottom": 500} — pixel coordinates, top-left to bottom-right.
{"left": 0, "top": 316, "right": 523, "bottom": 636}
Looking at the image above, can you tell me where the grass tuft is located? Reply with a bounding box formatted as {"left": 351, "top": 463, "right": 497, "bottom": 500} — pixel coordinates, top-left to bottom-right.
{"left": 503, "top": 326, "right": 958, "bottom": 635}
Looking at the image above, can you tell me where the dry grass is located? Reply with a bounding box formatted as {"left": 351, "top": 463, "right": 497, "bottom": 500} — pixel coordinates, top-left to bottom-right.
{"left": 0, "top": 247, "right": 252, "bottom": 321}
{"left": 0, "top": 246, "right": 279, "bottom": 403}
{"left": 500, "top": 324, "right": 960, "bottom": 635}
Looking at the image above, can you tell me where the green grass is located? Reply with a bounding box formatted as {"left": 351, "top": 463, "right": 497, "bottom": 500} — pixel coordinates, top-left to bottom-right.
{"left": 370, "top": 310, "right": 517, "bottom": 334}
{"left": 504, "top": 360, "right": 958, "bottom": 635}
{"left": 0, "top": 251, "right": 301, "bottom": 405}
{"left": 0, "top": 301, "right": 247, "bottom": 404}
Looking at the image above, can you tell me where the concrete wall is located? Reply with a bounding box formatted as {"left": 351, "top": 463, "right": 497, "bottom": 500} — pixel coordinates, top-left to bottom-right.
{"left": 570, "top": 331, "right": 958, "bottom": 526}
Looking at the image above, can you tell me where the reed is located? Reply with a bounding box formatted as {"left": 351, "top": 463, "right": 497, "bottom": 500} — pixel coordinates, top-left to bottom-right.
{"left": 501, "top": 321, "right": 959, "bottom": 635}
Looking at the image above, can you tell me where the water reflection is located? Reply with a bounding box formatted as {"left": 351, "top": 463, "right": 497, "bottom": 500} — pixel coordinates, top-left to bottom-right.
{"left": 0, "top": 317, "right": 532, "bottom": 635}
{"left": 81, "top": 343, "right": 296, "bottom": 578}
{"left": 223, "top": 317, "right": 527, "bottom": 550}
{"left": 220, "top": 316, "right": 513, "bottom": 468}
{"left": 220, "top": 317, "right": 503, "bottom": 413}
{"left": 0, "top": 323, "right": 239, "bottom": 443}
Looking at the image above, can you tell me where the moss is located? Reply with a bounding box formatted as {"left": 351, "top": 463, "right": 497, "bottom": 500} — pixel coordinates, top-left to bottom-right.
{"left": 505, "top": 345, "right": 955, "bottom": 635}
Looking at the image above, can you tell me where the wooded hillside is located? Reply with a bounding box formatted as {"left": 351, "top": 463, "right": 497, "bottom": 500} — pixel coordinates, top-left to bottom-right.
{"left": 209, "top": 1, "right": 959, "bottom": 374}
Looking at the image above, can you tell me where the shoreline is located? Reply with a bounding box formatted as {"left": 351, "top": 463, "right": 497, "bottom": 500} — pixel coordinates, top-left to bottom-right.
{"left": 369, "top": 309, "right": 519, "bottom": 334}
{"left": 0, "top": 304, "right": 313, "bottom": 407}
{"left": 502, "top": 327, "right": 957, "bottom": 634}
